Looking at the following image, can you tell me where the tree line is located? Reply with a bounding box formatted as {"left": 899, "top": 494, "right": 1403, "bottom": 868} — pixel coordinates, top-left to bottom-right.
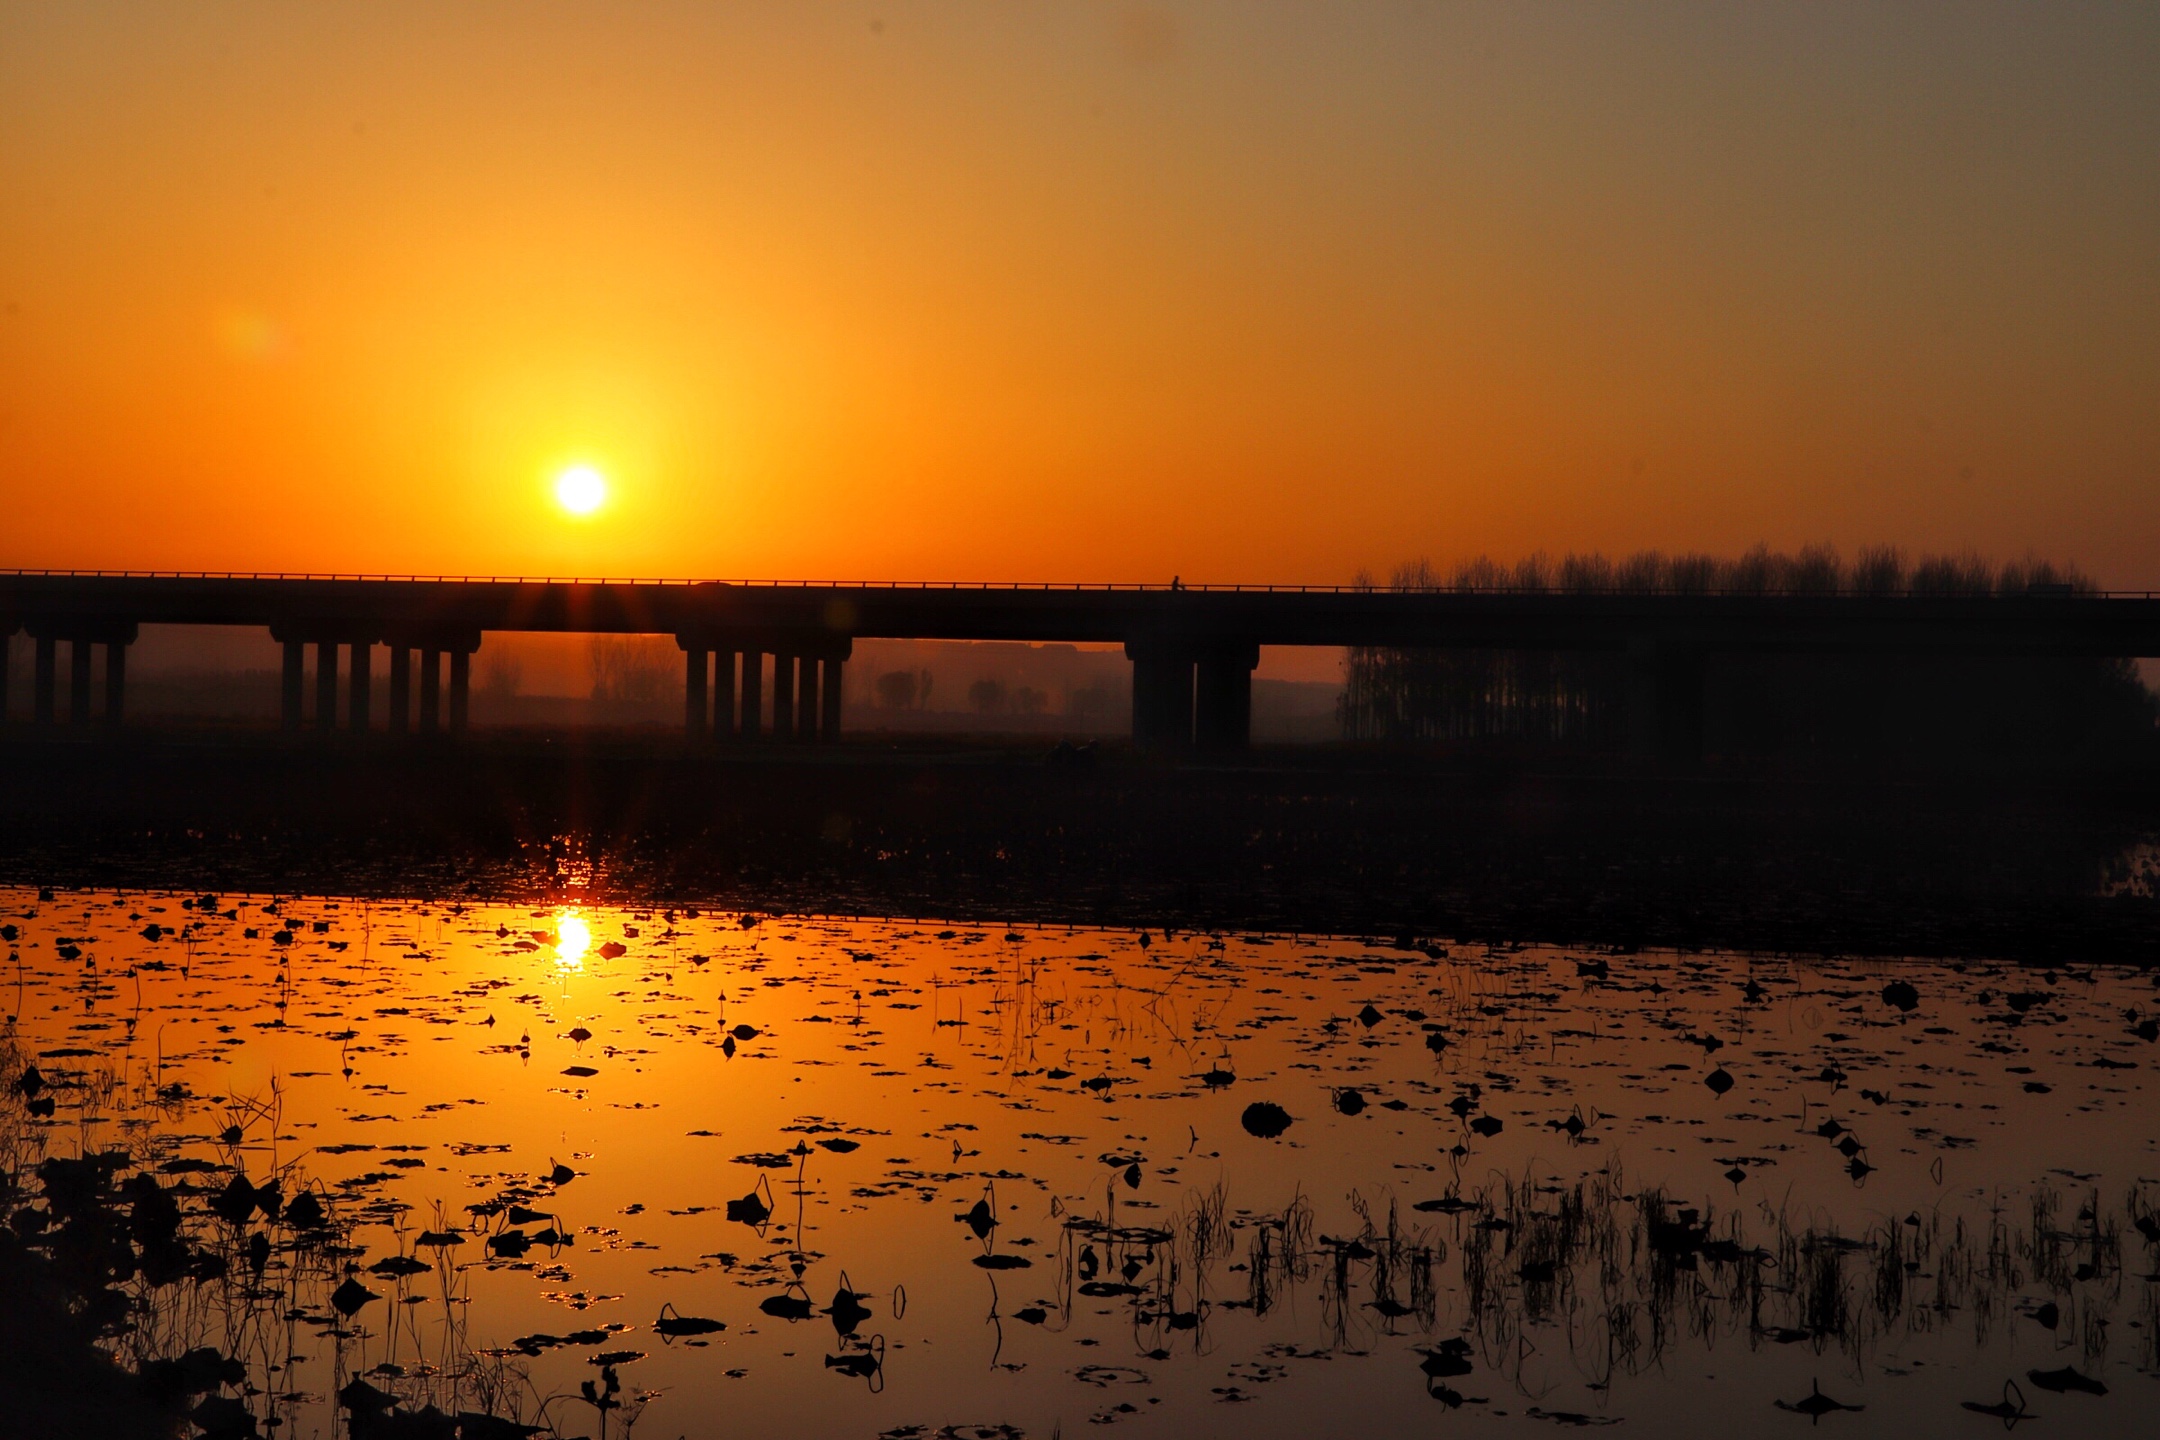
{"left": 1339, "top": 547, "right": 2157, "bottom": 758}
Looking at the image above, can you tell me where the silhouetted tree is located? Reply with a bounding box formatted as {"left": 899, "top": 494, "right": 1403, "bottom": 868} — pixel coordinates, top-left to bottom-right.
{"left": 1340, "top": 547, "right": 2157, "bottom": 760}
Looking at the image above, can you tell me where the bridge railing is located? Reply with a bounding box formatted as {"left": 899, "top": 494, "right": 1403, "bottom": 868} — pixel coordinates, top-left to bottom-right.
{"left": 1, "top": 568, "right": 2155, "bottom": 598}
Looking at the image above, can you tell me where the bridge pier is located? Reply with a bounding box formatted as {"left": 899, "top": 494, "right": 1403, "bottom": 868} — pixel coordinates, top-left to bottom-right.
{"left": 740, "top": 650, "right": 764, "bottom": 741}
{"left": 680, "top": 632, "right": 847, "bottom": 747}
{"left": 796, "top": 654, "right": 819, "bottom": 741}
{"left": 348, "top": 643, "right": 372, "bottom": 731}
{"left": 772, "top": 654, "right": 796, "bottom": 739}
{"left": 69, "top": 639, "right": 92, "bottom": 724}
{"left": 683, "top": 646, "right": 709, "bottom": 741}
{"left": 33, "top": 635, "right": 55, "bottom": 725}
{"left": 314, "top": 641, "right": 339, "bottom": 732}
{"left": 820, "top": 656, "right": 844, "bottom": 740}
{"left": 715, "top": 649, "right": 738, "bottom": 742}
{"left": 1626, "top": 638, "right": 1707, "bottom": 767}
{"left": 448, "top": 650, "right": 471, "bottom": 733}
{"left": 1126, "top": 643, "right": 1195, "bottom": 751}
{"left": 418, "top": 649, "right": 441, "bottom": 732}
{"left": 104, "top": 640, "right": 126, "bottom": 727}
{"left": 0, "top": 622, "right": 13, "bottom": 722}
{"left": 1194, "top": 643, "right": 1259, "bottom": 751}
{"left": 280, "top": 640, "right": 303, "bottom": 730}
{"left": 387, "top": 647, "right": 411, "bottom": 733}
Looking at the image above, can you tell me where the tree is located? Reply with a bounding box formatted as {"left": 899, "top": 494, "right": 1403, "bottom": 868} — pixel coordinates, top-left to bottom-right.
{"left": 874, "top": 670, "right": 918, "bottom": 710}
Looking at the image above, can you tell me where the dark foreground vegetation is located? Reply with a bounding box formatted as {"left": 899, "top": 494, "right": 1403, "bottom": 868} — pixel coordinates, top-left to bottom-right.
{"left": 0, "top": 732, "right": 2153, "bottom": 964}
{"left": 0, "top": 1027, "right": 564, "bottom": 1439}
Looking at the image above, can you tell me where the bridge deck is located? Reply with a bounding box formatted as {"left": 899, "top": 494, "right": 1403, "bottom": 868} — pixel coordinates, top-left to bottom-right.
{"left": 4, "top": 573, "right": 2157, "bottom": 654}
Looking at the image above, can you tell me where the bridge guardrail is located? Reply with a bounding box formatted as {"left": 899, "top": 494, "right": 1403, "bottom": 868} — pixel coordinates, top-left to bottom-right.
{"left": 0, "top": 569, "right": 2153, "bottom": 599}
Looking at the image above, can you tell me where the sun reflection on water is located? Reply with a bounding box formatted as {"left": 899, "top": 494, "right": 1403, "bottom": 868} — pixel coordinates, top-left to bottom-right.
{"left": 552, "top": 909, "right": 590, "bottom": 970}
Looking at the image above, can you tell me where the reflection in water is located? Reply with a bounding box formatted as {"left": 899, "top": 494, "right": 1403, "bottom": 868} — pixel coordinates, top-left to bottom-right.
{"left": 553, "top": 910, "right": 591, "bottom": 971}
{"left": 2, "top": 886, "right": 2158, "bottom": 1435}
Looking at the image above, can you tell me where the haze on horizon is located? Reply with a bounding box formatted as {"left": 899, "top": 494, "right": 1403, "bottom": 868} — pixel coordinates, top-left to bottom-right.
{"left": 1, "top": 3, "right": 2155, "bottom": 584}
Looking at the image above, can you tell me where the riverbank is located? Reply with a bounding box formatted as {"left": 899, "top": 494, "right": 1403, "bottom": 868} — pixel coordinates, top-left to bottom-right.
{"left": 1, "top": 732, "right": 2153, "bottom": 963}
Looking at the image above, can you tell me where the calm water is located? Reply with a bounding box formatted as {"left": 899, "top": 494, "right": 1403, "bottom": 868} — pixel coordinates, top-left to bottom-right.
{"left": 6, "top": 885, "right": 2159, "bottom": 1436}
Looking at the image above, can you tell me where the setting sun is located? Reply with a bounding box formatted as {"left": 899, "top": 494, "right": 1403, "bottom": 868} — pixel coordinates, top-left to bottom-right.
{"left": 553, "top": 465, "right": 607, "bottom": 517}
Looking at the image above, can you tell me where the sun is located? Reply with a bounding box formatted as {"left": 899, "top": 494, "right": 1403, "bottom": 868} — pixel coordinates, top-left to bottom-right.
{"left": 553, "top": 464, "right": 608, "bottom": 516}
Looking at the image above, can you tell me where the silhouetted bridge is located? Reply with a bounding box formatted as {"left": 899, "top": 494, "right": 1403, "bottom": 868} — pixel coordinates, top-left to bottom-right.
{"left": 4, "top": 573, "right": 2157, "bottom": 759}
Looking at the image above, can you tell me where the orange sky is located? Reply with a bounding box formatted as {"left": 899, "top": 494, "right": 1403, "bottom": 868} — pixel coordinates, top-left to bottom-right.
{"left": 2, "top": 4, "right": 2156, "bottom": 584}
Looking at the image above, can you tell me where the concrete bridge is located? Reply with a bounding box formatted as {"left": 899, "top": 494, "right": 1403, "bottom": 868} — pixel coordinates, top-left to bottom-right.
{"left": 3, "top": 572, "right": 2157, "bottom": 760}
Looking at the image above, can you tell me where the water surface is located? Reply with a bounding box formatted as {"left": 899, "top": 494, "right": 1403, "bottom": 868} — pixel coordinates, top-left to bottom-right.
{"left": 6, "top": 886, "right": 2158, "bottom": 1436}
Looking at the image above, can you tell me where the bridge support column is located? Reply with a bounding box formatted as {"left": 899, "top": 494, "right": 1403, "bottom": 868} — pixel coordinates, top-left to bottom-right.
{"left": 683, "top": 647, "right": 709, "bottom": 741}
{"left": 281, "top": 640, "right": 304, "bottom": 731}
{"left": 418, "top": 650, "right": 441, "bottom": 733}
{"left": 0, "top": 625, "right": 12, "bottom": 723}
{"left": 314, "top": 641, "right": 339, "bottom": 732}
{"left": 448, "top": 650, "right": 471, "bottom": 734}
{"left": 740, "top": 651, "right": 764, "bottom": 741}
{"left": 69, "top": 639, "right": 92, "bottom": 725}
{"left": 772, "top": 654, "right": 795, "bottom": 740}
{"left": 104, "top": 640, "right": 126, "bottom": 727}
{"left": 387, "top": 647, "right": 410, "bottom": 733}
{"left": 714, "top": 650, "right": 738, "bottom": 742}
{"left": 33, "top": 636, "right": 56, "bottom": 726}
{"left": 820, "top": 657, "right": 844, "bottom": 741}
{"left": 1126, "top": 644, "right": 1194, "bottom": 751}
{"left": 1194, "top": 643, "right": 1259, "bottom": 752}
{"left": 1626, "top": 638, "right": 1707, "bottom": 768}
{"left": 796, "top": 655, "right": 819, "bottom": 741}
{"left": 348, "top": 643, "right": 371, "bottom": 732}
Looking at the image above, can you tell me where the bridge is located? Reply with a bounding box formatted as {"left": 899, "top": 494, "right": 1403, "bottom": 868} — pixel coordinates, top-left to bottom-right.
{"left": 4, "top": 572, "right": 2158, "bottom": 761}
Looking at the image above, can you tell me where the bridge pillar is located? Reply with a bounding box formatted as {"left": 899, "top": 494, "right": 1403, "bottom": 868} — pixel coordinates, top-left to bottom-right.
{"left": 104, "top": 639, "right": 126, "bottom": 727}
{"left": 33, "top": 636, "right": 55, "bottom": 726}
{"left": 740, "top": 651, "right": 764, "bottom": 741}
{"left": 820, "top": 656, "right": 844, "bottom": 741}
{"left": 796, "top": 654, "right": 819, "bottom": 741}
{"left": 1625, "top": 638, "right": 1707, "bottom": 767}
{"left": 448, "top": 649, "right": 471, "bottom": 734}
{"left": 314, "top": 641, "right": 339, "bottom": 732}
{"left": 387, "top": 647, "right": 411, "bottom": 733}
{"left": 683, "top": 646, "right": 709, "bottom": 740}
{"left": 348, "top": 643, "right": 372, "bottom": 732}
{"left": 714, "top": 650, "right": 738, "bottom": 742}
{"left": 1194, "top": 643, "right": 1259, "bottom": 752}
{"left": 69, "top": 639, "right": 93, "bottom": 725}
{"left": 0, "top": 623, "right": 12, "bottom": 723}
{"left": 281, "top": 640, "right": 304, "bottom": 731}
{"left": 772, "top": 654, "right": 795, "bottom": 740}
{"left": 418, "top": 650, "right": 441, "bottom": 732}
{"left": 1126, "top": 643, "right": 1195, "bottom": 751}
